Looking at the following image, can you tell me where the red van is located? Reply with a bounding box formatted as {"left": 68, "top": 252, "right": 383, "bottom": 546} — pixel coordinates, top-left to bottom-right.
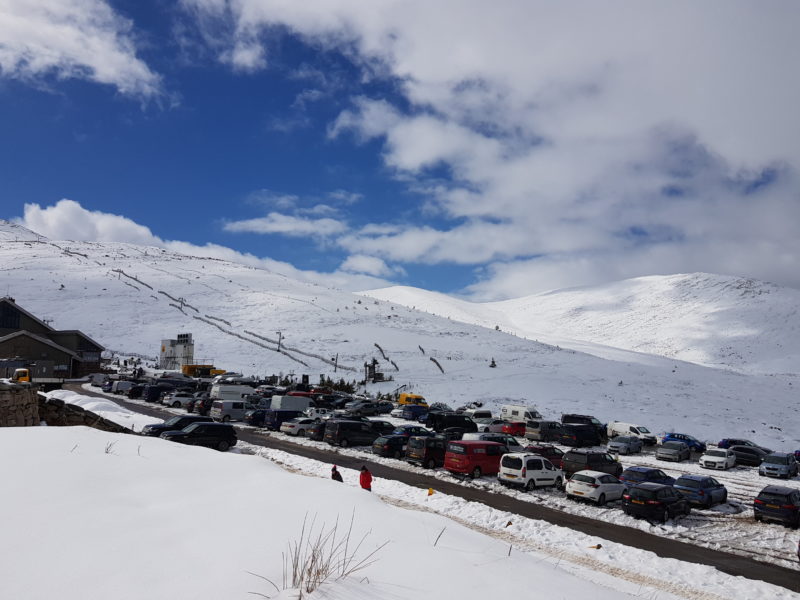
{"left": 444, "top": 440, "right": 508, "bottom": 479}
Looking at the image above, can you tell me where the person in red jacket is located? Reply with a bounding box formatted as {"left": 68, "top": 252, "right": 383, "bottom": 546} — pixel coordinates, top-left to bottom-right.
{"left": 359, "top": 465, "right": 372, "bottom": 491}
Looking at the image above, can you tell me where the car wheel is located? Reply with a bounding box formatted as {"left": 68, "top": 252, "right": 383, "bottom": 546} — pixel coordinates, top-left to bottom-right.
{"left": 704, "top": 495, "right": 713, "bottom": 508}
{"left": 217, "top": 440, "right": 230, "bottom": 452}
{"left": 660, "top": 509, "right": 669, "bottom": 523}
{"left": 425, "top": 459, "right": 436, "bottom": 469}
{"left": 297, "top": 429, "right": 306, "bottom": 437}
{"left": 172, "top": 401, "right": 181, "bottom": 408}
{"left": 525, "top": 479, "right": 536, "bottom": 491}
{"left": 597, "top": 493, "right": 606, "bottom": 506}
{"left": 554, "top": 477, "right": 563, "bottom": 490}
{"left": 471, "top": 466, "right": 482, "bottom": 479}
{"left": 340, "top": 438, "right": 349, "bottom": 448}
{"left": 393, "top": 450, "right": 402, "bottom": 459}
{"left": 222, "top": 415, "right": 231, "bottom": 423}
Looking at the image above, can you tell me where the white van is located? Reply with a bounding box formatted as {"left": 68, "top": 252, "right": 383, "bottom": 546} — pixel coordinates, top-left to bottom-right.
{"left": 271, "top": 395, "right": 314, "bottom": 411}
{"left": 210, "top": 399, "right": 255, "bottom": 422}
{"left": 463, "top": 408, "right": 493, "bottom": 420}
{"left": 210, "top": 383, "right": 256, "bottom": 402}
{"left": 497, "top": 452, "right": 564, "bottom": 491}
{"left": 606, "top": 422, "right": 657, "bottom": 445}
{"left": 500, "top": 404, "right": 542, "bottom": 422}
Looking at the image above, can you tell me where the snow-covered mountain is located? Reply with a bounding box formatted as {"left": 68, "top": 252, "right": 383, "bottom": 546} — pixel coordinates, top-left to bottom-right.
{"left": 362, "top": 274, "right": 800, "bottom": 376}
{"left": 1, "top": 220, "right": 798, "bottom": 448}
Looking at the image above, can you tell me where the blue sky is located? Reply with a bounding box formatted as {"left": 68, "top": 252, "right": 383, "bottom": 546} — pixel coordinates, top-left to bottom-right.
{"left": 2, "top": 1, "right": 799, "bottom": 299}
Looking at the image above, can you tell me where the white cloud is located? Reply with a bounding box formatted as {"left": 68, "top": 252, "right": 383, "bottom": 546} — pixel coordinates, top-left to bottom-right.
{"left": 13, "top": 199, "right": 396, "bottom": 291}
{"left": 223, "top": 212, "right": 348, "bottom": 237}
{"left": 339, "top": 254, "right": 404, "bottom": 278}
{"left": 0, "top": 0, "right": 162, "bottom": 98}
{"left": 180, "top": 2, "right": 800, "bottom": 296}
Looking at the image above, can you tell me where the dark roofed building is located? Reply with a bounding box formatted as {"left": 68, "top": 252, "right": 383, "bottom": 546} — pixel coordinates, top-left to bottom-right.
{"left": 0, "top": 297, "right": 104, "bottom": 377}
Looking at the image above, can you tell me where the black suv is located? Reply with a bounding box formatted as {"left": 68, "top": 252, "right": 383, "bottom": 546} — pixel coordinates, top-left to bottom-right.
{"left": 561, "top": 449, "right": 622, "bottom": 477}
{"left": 160, "top": 422, "right": 237, "bottom": 451}
{"left": 561, "top": 414, "right": 606, "bottom": 440}
{"left": 425, "top": 411, "right": 478, "bottom": 433}
{"left": 559, "top": 423, "right": 601, "bottom": 447}
{"left": 754, "top": 485, "right": 800, "bottom": 528}
{"left": 323, "top": 420, "right": 381, "bottom": 447}
{"left": 622, "top": 483, "right": 690, "bottom": 522}
{"left": 140, "top": 415, "right": 213, "bottom": 437}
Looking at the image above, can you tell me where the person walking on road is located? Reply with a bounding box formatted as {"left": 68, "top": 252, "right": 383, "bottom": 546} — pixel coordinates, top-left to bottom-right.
{"left": 359, "top": 465, "right": 372, "bottom": 491}
{"left": 331, "top": 465, "right": 343, "bottom": 482}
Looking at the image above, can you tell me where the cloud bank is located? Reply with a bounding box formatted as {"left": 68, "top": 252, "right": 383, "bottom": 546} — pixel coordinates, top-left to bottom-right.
{"left": 179, "top": 0, "right": 800, "bottom": 299}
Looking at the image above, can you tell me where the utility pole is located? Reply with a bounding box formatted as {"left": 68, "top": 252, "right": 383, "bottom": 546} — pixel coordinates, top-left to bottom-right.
{"left": 331, "top": 353, "right": 338, "bottom": 373}
{"left": 276, "top": 331, "right": 282, "bottom": 352}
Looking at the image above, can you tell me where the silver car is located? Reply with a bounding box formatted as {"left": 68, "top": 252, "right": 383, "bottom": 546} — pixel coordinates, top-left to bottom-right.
{"left": 759, "top": 452, "right": 799, "bottom": 479}
{"left": 607, "top": 435, "right": 642, "bottom": 455}
{"left": 656, "top": 441, "right": 691, "bottom": 462}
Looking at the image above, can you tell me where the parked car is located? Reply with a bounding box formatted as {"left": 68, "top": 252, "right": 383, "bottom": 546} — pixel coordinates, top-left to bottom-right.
{"left": 607, "top": 435, "right": 643, "bottom": 455}
{"left": 674, "top": 474, "right": 728, "bottom": 507}
{"left": 444, "top": 440, "right": 507, "bottom": 479}
{"left": 307, "top": 419, "right": 328, "bottom": 441}
{"left": 561, "top": 450, "right": 622, "bottom": 477}
{"left": 656, "top": 441, "right": 691, "bottom": 462}
{"left": 561, "top": 413, "right": 606, "bottom": 440}
{"left": 159, "top": 422, "right": 237, "bottom": 451}
{"left": 162, "top": 390, "right": 195, "bottom": 409}
{"left": 303, "top": 407, "right": 331, "bottom": 420}
{"left": 324, "top": 420, "right": 381, "bottom": 447}
{"left": 606, "top": 421, "right": 657, "bottom": 445}
{"left": 699, "top": 448, "right": 737, "bottom": 470}
{"left": 759, "top": 452, "right": 799, "bottom": 479}
{"left": 729, "top": 445, "right": 770, "bottom": 466}
{"left": 371, "top": 435, "right": 408, "bottom": 458}
{"left": 559, "top": 423, "right": 602, "bottom": 447}
{"left": 619, "top": 466, "right": 675, "bottom": 488}
{"left": 406, "top": 435, "right": 449, "bottom": 468}
{"left": 565, "top": 470, "right": 626, "bottom": 505}
{"left": 473, "top": 418, "right": 508, "bottom": 433}
{"left": 374, "top": 401, "right": 395, "bottom": 414}
{"left": 279, "top": 417, "right": 318, "bottom": 437}
{"left": 497, "top": 452, "right": 564, "bottom": 491}
{"left": 345, "top": 400, "right": 381, "bottom": 416}
{"left": 401, "top": 404, "right": 429, "bottom": 421}
{"left": 262, "top": 409, "right": 305, "bottom": 431}
{"left": 140, "top": 415, "right": 213, "bottom": 437}
{"left": 524, "top": 419, "right": 563, "bottom": 442}
{"left": 244, "top": 409, "right": 268, "bottom": 427}
{"left": 753, "top": 485, "right": 800, "bottom": 528}
{"left": 622, "top": 483, "right": 691, "bottom": 522}
{"left": 392, "top": 424, "right": 435, "bottom": 440}
{"left": 524, "top": 444, "right": 565, "bottom": 469}
{"left": 501, "top": 422, "right": 526, "bottom": 437}
{"left": 390, "top": 406, "right": 405, "bottom": 418}
{"left": 425, "top": 411, "right": 478, "bottom": 433}
{"left": 662, "top": 432, "right": 706, "bottom": 453}
{"left": 369, "top": 420, "right": 397, "bottom": 436}
{"left": 210, "top": 400, "right": 256, "bottom": 422}
{"left": 718, "top": 438, "right": 772, "bottom": 453}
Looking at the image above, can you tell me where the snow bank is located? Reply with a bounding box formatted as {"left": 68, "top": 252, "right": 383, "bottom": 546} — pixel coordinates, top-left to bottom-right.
{"left": 45, "top": 389, "right": 162, "bottom": 431}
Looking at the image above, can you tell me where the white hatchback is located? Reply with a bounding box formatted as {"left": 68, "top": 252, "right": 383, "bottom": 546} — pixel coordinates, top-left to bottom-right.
{"left": 699, "top": 448, "right": 736, "bottom": 470}
{"left": 565, "top": 469, "right": 626, "bottom": 505}
{"left": 497, "top": 452, "right": 563, "bottom": 491}
{"left": 279, "top": 417, "right": 318, "bottom": 437}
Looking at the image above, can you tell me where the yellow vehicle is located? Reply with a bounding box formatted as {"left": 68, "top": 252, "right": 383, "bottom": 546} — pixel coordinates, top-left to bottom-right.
{"left": 11, "top": 368, "right": 31, "bottom": 382}
{"left": 397, "top": 393, "right": 428, "bottom": 407}
{"left": 181, "top": 364, "right": 226, "bottom": 378}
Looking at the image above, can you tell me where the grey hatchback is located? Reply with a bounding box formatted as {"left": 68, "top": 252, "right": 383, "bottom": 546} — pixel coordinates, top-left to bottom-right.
{"left": 607, "top": 436, "right": 642, "bottom": 455}
{"left": 656, "top": 441, "right": 691, "bottom": 462}
{"left": 758, "top": 452, "right": 799, "bottom": 479}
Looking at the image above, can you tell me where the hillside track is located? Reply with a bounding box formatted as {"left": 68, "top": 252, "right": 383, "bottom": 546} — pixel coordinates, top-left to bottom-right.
{"left": 67, "top": 384, "right": 800, "bottom": 593}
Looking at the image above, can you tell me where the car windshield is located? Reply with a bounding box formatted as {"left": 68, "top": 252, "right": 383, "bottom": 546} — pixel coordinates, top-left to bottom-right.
{"left": 590, "top": 418, "right": 601, "bottom": 426}
{"left": 637, "top": 426, "right": 651, "bottom": 433}
{"left": 662, "top": 442, "right": 682, "bottom": 450}
{"left": 705, "top": 450, "right": 727, "bottom": 457}
{"left": 615, "top": 437, "right": 633, "bottom": 443}
{"left": 763, "top": 455, "right": 788, "bottom": 465}
{"left": 164, "top": 416, "right": 182, "bottom": 426}
{"left": 502, "top": 455, "right": 523, "bottom": 469}
{"left": 758, "top": 492, "right": 791, "bottom": 503}
{"left": 629, "top": 488, "right": 657, "bottom": 500}
{"left": 408, "top": 438, "right": 425, "bottom": 449}
{"left": 623, "top": 470, "right": 646, "bottom": 481}
{"left": 183, "top": 423, "right": 200, "bottom": 432}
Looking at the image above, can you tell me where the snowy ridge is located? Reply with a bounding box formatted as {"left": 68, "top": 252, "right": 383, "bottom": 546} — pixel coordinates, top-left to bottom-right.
{"left": 0, "top": 224, "right": 798, "bottom": 449}
{"left": 362, "top": 273, "right": 800, "bottom": 376}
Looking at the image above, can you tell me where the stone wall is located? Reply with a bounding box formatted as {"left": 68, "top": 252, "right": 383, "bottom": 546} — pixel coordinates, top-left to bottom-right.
{"left": 37, "top": 394, "right": 132, "bottom": 434}
{"left": 0, "top": 382, "right": 39, "bottom": 426}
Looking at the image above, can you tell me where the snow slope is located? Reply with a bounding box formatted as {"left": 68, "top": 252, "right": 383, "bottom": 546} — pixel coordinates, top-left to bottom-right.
{"left": 361, "top": 274, "right": 800, "bottom": 376}
{"left": 2, "top": 426, "right": 796, "bottom": 600}
{"left": 1, "top": 221, "right": 798, "bottom": 450}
